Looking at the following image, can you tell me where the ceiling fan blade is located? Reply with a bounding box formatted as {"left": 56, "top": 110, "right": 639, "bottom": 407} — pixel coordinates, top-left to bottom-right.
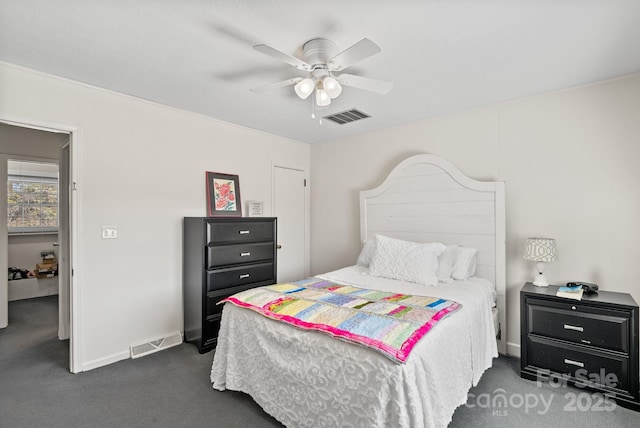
{"left": 328, "top": 38, "right": 382, "bottom": 71}
{"left": 254, "top": 44, "right": 312, "bottom": 71}
{"left": 250, "top": 77, "right": 303, "bottom": 93}
{"left": 336, "top": 73, "right": 393, "bottom": 95}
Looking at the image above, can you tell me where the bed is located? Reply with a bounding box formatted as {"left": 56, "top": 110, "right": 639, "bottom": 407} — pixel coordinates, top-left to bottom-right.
{"left": 211, "top": 154, "right": 506, "bottom": 427}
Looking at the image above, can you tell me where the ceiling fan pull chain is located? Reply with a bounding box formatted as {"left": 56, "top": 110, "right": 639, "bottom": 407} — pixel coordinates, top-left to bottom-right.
{"left": 310, "top": 97, "right": 323, "bottom": 125}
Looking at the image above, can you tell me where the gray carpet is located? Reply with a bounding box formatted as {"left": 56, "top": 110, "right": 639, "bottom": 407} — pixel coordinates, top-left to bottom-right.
{"left": 0, "top": 296, "right": 637, "bottom": 427}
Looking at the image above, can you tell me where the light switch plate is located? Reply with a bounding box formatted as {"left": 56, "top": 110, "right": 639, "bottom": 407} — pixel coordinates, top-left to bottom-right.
{"left": 102, "top": 225, "right": 118, "bottom": 239}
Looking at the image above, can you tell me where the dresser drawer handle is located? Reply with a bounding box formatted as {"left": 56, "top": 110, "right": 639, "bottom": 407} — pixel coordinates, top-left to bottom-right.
{"left": 564, "top": 358, "right": 585, "bottom": 368}
{"left": 239, "top": 230, "right": 250, "bottom": 235}
{"left": 240, "top": 252, "right": 251, "bottom": 257}
{"left": 239, "top": 274, "right": 250, "bottom": 279}
{"left": 563, "top": 324, "right": 584, "bottom": 332}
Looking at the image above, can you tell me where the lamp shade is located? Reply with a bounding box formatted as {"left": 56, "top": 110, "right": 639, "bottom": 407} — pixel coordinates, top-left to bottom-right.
{"left": 294, "top": 78, "right": 315, "bottom": 100}
{"left": 322, "top": 76, "right": 342, "bottom": 99}
{"left": 315, "top": 89, "right": 331, "bottom": 106}
{"left": 523, "top": 238, "right": 559, "bottom": 262}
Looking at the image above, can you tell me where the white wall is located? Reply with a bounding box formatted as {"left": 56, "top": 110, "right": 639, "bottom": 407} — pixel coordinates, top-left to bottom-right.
{"left": 3, "top": 59, "right": 638, "bottom": 367}
{"left": 8, "top": 235, "right": 59, "bottom": 270}
{"left": 8, "top": 234, "right": 59, "bottom": 301}
{"left": 0, "top": 62, "right": 310, "bottom": 370}
{"left": 310, "top": 73, "right": 640, "bottom": 355}
{"left": 0, "top": 122, "right": 67, "bottom": 157}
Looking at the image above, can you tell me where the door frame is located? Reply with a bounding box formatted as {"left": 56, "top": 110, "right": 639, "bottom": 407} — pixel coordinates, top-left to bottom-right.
{"left": 0, "top": 113, "right": 82, "bottom": 373}
{"left": 271, "top": 163, "right": 310, "bottom": 279}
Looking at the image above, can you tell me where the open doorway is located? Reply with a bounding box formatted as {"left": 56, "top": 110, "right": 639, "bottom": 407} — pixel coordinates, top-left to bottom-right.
{"left": 0, "top": 121, "right": 73, "bottom": 370}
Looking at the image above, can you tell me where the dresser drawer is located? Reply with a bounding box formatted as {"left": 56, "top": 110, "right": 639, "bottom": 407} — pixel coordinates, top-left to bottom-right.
{"left": 206, "top": 283, "right": 267, "bottom": 317}
{"left": 527, "top": 299, "right": 629, "bottom": 353}
{"left": 207, "top": 242, "right": 274, "bottom": 268}
{"left": 203, "top": 314, "right": 222, "bottom": 348}
{"left": 527, "top": 337, "right": 629, "bottom": 392}
{"left": 207, "top": 262, "right": 275, "bottom": 291}
{"left": 207, "top": 220, "right": 274, "bottom": 244}
{"left": 205, "top": 294, "right": 226, "bottom": 319}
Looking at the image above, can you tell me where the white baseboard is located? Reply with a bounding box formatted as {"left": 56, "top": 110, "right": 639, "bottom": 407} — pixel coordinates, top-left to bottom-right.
{"left": 82, "top": 350, "right": 130, "bottom": 372}
{"left": 506, "top": 341, "right": 521, "bottom": 357}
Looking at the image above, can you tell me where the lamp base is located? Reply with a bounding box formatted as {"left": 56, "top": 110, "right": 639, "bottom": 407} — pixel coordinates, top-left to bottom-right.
{"left": 533, "top": 273, "right": 549, "bottom": 287}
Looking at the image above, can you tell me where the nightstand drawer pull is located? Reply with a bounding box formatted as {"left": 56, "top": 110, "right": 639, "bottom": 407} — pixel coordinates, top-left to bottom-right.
{"left": 239, "top": 230, "right": 250, "bottom": 235}
{"left": 239, "top": 274, "right": 250, "bottom": 279}
{"left": 564, "top": 358, "right": 585, "bottom": 368}
{"left": 240, "top": 252, "right": 251, "bottom": 257}
{"left": 563, "top": 324, "right": 584, "bottom": 332}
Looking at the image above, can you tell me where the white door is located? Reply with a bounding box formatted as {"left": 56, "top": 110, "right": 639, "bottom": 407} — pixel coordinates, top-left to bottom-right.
{"left": 274, "top": 166, "right": 306, "bottom": 282}
{"left": 58, "top": 141, "right": 71, "bottom": 340}
{"left": 0, "top": 157, "right": 7, "bottom": 328}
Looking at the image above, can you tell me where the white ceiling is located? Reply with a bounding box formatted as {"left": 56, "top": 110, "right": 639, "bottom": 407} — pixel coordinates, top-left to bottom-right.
{"left": 1, "top": 1, "right": 639, "bottom": 144}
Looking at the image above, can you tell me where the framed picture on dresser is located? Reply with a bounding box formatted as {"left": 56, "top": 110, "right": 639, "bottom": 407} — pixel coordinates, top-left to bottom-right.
{"left": 206, "top": 171, "right": 242, "bottom": 217}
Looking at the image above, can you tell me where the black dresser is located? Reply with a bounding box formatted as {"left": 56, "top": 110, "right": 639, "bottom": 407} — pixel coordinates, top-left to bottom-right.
{"left": 520, "top": 282, "right": 639, "bottom": 410}
{"left": 183, "top": 217, "right": 277, "bottom": 353}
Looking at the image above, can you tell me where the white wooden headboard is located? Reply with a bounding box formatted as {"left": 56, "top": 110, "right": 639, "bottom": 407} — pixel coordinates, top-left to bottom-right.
{"left": 360, "top": 154, "right": 506, "bottom": 354}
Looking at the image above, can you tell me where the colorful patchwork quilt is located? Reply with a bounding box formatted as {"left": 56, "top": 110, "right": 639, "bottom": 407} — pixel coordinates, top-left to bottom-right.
{"left": 220, "top": 277, "right": 462, "bottom": 363}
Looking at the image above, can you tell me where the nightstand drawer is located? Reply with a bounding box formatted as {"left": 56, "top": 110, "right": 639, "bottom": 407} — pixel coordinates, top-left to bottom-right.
{"left": 207, "top": 242, "right": 274, "bottom": 268}
{"left": 527, "top": 337, "right": 628, "bottom": 392}
{"left": 207, "top": 262, "right": 274, "bottom": 291}
{"left": 527, "top": 299, "right": 629, "bottom": 353}
{"left": 207, "top": 220, "right": 274, "bottom": 244}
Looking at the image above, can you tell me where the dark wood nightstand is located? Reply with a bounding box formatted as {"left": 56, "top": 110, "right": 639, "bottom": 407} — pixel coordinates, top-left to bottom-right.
{"left": 520, "top": 282, "right": 639, "bottom": 410}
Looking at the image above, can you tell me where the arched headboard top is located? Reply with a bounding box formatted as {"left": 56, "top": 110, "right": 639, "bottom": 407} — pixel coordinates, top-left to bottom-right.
{"left": 359, "top": 154, "right": 506, "bottom": 353}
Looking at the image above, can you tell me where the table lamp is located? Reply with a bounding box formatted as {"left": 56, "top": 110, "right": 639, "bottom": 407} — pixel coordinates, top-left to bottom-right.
{"left": 523, "top": 237, "right": 558, "bottom": 287}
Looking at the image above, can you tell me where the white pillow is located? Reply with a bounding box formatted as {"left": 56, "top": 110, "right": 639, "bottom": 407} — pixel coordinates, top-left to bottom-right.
{"left": 356, "top": 239, "right": 376, "bottom": 267}
{"left": 451, "top": 247, "right": 479, "bottom": 280}
{"left": 368, "top": 235, "right": 445, "bottom": 286}
{"left": 436, "top": 245, "right": 458, "bottom": 283}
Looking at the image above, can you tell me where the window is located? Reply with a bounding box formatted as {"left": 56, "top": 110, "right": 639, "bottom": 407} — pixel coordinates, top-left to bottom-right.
{"left": 7, "top": 160, "right": 58, "bottom": 234}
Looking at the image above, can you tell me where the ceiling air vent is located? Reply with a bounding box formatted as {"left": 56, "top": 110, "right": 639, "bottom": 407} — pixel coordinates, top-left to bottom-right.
{"left": 324, "top": 109, "right": 370, "bottom": 125}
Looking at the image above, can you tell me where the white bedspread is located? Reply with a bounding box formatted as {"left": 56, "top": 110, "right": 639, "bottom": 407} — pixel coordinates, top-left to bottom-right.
{"left": 211, "top": 266, "right": 498, "bottom": 428}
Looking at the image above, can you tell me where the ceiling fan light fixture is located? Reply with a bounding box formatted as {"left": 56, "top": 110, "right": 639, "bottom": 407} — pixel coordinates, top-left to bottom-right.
{"left": 251, "top": 37, "right": 392, "bottom": 114}
{"left": 322, "top": 76, "right": 342, "bottom": 99}
{"left": 315, "top": 89, "right": 331, "bottom": 106}
{"left": 294, "top": 78, "right": 315, "bottom": 100}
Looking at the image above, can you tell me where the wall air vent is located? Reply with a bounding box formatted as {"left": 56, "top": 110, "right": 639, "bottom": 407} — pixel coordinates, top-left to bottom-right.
{"left": 323, "top": 109, "right": 370, "bottom": 125}
{"left": 130, "top": 332, "right": 182, "bottom": 359}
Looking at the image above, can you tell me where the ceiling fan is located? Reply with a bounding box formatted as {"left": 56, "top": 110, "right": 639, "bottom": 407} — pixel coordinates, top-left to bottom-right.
{"left": 250, "top": 38, "right": 393, "bottom": 107}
